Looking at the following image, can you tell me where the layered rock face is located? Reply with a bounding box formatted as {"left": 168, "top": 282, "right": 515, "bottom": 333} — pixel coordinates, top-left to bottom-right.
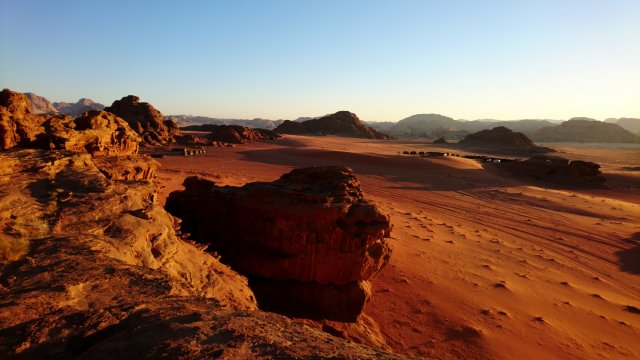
{"left": 165, "top": 166, "right": 392, "bottom": 322}
{"left": 0, "top": 151, "right": 407, "bottom": 359}
{"left": 504, "top": 156, "right": 606, "bottom": 187}
{"left": 460, "top": 126, "right": 553, "bottom": 153}
{"left": 274, "top": 111, "right": 393, "bottom": 139}
{"left": 105, "top": 95, "right": 180, "bottom": 145}
{"left": 35, "top": 110, "right": 141, "bottom": 156}
{"left": 205, "top": 124, "right": 281, "bottom": 144}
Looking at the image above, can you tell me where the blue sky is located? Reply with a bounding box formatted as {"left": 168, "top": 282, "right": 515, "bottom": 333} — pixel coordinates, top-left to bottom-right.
{"left": 1, "top": 0, "right": 639, "bottom": 121}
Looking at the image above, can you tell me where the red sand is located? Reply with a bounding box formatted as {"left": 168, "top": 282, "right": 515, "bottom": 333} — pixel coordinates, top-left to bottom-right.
{"left": 156, "top": 135, "right": 640, "bottom": 360}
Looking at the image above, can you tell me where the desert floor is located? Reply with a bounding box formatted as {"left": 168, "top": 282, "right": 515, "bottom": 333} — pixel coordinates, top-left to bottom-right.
{"left": 154, "top": 135, "right": 640, "bottom": 360}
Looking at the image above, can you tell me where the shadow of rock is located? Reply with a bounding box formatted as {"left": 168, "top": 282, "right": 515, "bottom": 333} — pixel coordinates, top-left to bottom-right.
{"left": 617, "top": 232, "right": 640, "bottom": 275}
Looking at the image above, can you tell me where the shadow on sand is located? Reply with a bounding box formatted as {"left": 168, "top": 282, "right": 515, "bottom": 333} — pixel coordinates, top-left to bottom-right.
{"left": 237, "top": 147, "right": 508, "bottom": 191}
{"left": 617, "top": 232, "right": 640, "bottom": 275}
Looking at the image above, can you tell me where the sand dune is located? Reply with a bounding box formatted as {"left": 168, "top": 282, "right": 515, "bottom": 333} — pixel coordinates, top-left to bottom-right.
{"left": 156, "top": 135, "right": 640, "bottom": 359}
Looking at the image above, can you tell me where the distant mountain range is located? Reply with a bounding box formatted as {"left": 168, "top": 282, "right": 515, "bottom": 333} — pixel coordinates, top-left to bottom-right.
{"left": 15, "top": 91, "right": 640, "bottom": 143}
{"left": 533, "top": 118, "right": 640, "bottom": 143}
{"left": 24, "top": 93, "right": 105, "bottom": 117}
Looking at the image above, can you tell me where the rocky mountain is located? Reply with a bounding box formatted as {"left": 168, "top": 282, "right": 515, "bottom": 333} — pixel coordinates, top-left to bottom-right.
{"left": 23, "top": 92, "right": 105, "bottom": 117}
{"left": 605, "top": 117, "right": 640, "bottom": 134}
{"left": 105, "top": 95, "right": 180, "bottom": 145}
{"left": 274, "top": 111, "right": 393, "bottom": 139}
{"left": 533, "top": 118, "right": 640, "bottom": 143}
{"left": 459, "top": 126, "right": 553, "bottom": 153}
{"left": 204, "top": 124, "right": 281, "bottom": 144}
{"left": 24, "top": 92, "right": 58, "bottom": 114}
{"left": 54, "top": 98, "right": 105, "bottom": 117}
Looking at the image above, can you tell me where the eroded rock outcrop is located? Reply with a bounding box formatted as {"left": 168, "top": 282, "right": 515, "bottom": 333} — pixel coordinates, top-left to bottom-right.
{"left": 34, "top": 110, "right": 141, "bottom": 156}
{"left": 274, "top": 111, "right": 393, "bottom": 139}
{"left": 0, "top": 89, "right": 49, "bottom": 150}
{"left": 503, "top": 156, "right": 606, "bottom": 187}
{"left": 1, "top": 90, "right": 141, "bottom": 156}
{"left": 105, "top": 95, "right": 180, "bottom": 145}
{"left": 0, "top": 150, "right": 407, "bottom": 359}
{"left": 165, "top": 166, "right": 392, "bottom": 322}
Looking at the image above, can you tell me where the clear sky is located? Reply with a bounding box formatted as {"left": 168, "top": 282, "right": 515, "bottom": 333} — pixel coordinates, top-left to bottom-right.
{"left": 1, "top": 0, "right": 639, "bottom": 121}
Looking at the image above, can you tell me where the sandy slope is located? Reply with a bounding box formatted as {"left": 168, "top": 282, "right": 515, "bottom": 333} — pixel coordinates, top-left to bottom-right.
{"left": 156, "top": 136, "right": 640, "bottom": 360}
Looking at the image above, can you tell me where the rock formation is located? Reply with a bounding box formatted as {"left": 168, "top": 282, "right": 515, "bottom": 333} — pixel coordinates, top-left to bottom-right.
{"left": 460, "top": 126, "right": 553, "bottom": 153}
{"left": 105, "top": 95, "right": 180, "bottom": 145}
{"left": 1, "top": 90, "right": 141, "bottom": 156}
{"left": 0, "top": 89, "right": 49, "bottom": 150}
{"left": 503, "top": 156, "right": 606, "bottom": 187}
{"left": 34, "top": 110, "right": 141, "bottom": 156}
{"left": 165, "top": 166, "right": 392, "bottom": 322}
{"left": 205, "top": 124, "right": 281, "bottom": 144}
{"left": 533, "top": 118, "right": 640, "bottom": 143}
{"left": 24, "top": 92, "right": 58, "bottom": 114}
{"left": 273, "top": 119, "right": 308, "bottom": 135}
{"left": 0, "top": 150, "right": 407, "bottom": 359}
{"left": 274, "top": 111, "right": 393, "bottom": 139}
{"left": 54, "top": 98, "right": 105, "bottom": 117}
{"left": 433, "top": 137, "right": 448, "bottom": 144}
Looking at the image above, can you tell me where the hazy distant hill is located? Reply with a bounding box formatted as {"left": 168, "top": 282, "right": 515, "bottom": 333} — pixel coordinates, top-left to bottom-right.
{"left": 365, "top": 121, "right": 396, "bottom": 131}
{"left": 23, "top": 92, "right": 104, "bottom": 116}
{"left": 386, "top": 114, "right": 467, "bottom": 139}
{"left": 54, "top": 98, "right": 105, "bottom": 117}
{"left": 170, "top": 115, "right": 284, "bottom": 130}
{"left": 386, "top": 114, "right": 556, "bottom": 139}
{"left": 24, "top": 92, "right": 58, "bottom": 114}
{"left": 605, "top": 118, "right": 640, "bottom": 134}
{"left": 533, "top": 118, "right": 640, "bottom": 143}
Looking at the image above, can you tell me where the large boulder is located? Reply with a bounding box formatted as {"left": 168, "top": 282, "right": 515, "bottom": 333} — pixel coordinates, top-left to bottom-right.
{"left": 165, "top": 166, "right": 392, "bottom": 322}
{"left": 274, "top": 111, "right": 393, "bottom": 139}
{"left": 105, "top": 95, "right": 180, "bottom": 145}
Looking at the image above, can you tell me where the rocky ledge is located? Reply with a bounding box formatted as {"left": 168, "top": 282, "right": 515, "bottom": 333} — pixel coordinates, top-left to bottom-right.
{"left": 0, "top": 150, "right": 409, "bottom": 359}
